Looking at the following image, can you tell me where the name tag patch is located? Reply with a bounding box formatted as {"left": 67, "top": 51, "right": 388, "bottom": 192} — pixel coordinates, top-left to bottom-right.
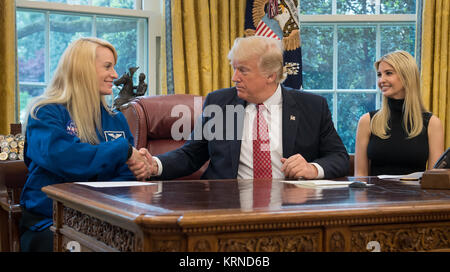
{"left": 104, "top": 131, "right": 125, "bottom": 142}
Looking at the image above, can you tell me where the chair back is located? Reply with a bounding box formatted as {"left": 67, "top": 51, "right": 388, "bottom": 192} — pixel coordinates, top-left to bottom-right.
{"left": 0, "top": 160, "right": 27, "bottom": 252}
{"left": 121, "top": 94, "right": 208, "bottom": 180}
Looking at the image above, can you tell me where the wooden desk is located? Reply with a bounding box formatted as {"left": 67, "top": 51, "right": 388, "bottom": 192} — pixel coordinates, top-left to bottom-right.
{"left": 42, "top": 178, "right": 450, "bottom": 252}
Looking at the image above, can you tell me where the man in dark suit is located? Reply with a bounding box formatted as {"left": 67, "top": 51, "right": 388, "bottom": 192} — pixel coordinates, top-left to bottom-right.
{"left": 129, "top": 36, "right": 349, "bottom": 180}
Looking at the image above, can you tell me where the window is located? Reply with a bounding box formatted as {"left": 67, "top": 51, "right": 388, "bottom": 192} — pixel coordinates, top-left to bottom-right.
{"left": 25, "top": 0, "right": 135, "bottom": 9}
{"left": 16, "top": 0, "right": 160, "bottom": 122}
{"left": 299, "top": 0, "right": 417, "bottom": 153}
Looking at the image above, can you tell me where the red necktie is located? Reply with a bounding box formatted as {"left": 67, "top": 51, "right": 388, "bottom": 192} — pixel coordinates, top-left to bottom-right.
{"left": 253, "top": 103, "right": 272, "bottom": 208}
{"left": 253, "top": 103, "right": 272, "bottom": 179}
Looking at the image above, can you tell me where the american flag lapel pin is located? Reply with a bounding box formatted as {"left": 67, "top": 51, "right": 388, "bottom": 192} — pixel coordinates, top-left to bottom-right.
{"left": 290, "top": 115, "right": 295, "bottom": 121}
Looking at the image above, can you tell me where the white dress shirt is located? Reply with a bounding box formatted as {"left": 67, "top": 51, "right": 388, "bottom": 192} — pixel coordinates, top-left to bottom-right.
{"left": 237, "top": 85, "right": 283, "bottom": 179}
{"left": 237, "top": 85, "right": 324, "bottom": 180}
{"left": 238, "top": 180, "right": 283, "bottom": 211}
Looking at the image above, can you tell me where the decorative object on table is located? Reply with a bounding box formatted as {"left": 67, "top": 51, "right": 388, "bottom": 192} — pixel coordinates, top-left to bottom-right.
{"left": 113, "top": 66, "right": 148, "bottom": 110}
{"left": 421, "top": 148, "right": 450, "bottom": 189}
{"left": 135, "top": 73, "right": 148, "bottom": 96}
{"left": 421, "top": 169, "right": 450, "bottom": 189}
{"left": 0, "top": 133, "right": 25, "bottom": 161}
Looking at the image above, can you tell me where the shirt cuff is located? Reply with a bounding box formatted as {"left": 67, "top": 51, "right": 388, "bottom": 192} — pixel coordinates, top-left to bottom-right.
{"left": 311, "top": 163, "right": 324, "bottom": 179}
{"left": 153, "top": 156, "right": 163, "bottom": 176}
{"left": 126, "top": 144, "right": 133, "bottom": 160}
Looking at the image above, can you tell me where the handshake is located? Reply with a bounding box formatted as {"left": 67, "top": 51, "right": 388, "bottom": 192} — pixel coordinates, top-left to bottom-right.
{"left": 125, "top": 148, "right": 321, "bottom": 181}
{"left": 126, "top": 148, "right": 158, "bottom": 181}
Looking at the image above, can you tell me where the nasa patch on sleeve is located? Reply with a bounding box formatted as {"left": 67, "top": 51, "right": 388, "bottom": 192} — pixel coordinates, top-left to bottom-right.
{"left": 66, "top": 120, "right": 78, "bottom": 137}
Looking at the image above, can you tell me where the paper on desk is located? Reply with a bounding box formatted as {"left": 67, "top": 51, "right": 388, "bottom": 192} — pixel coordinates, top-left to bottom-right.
{"left": 377, "top": 171, "right": 423, "bottom": 180}
{"left": 75, "top": 181, "right": 156, "bottom": 188}
{"left": 281, "top": 180, "right": 353, "bottom": 188}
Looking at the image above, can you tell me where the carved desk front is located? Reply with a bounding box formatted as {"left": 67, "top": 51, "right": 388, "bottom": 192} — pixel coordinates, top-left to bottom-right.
{"left": 42, "top": 178, "right": 450, "bottom": 252}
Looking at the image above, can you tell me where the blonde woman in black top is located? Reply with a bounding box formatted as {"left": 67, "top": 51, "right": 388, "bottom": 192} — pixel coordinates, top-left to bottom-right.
{"left": 355, "top": 50, "right": 444, "bottom": 176}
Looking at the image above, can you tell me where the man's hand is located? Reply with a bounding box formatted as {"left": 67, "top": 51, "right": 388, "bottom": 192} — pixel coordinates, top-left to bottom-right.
{"left": 138, "top": 148, "right": 158, "bottom": 176}
{"left": 281, "top": 153, "right": 318, "bottom": 180}
{"left": 126, "top": 148, "right": 157, "bottom": 181}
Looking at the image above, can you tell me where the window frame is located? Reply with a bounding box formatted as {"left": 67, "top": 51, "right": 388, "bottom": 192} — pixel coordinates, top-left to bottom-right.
{"left": 15, "top": 0, "right": 162, "bottom": 106}
{"left": 299, "top": 4, "right": 418, "bottom": 153}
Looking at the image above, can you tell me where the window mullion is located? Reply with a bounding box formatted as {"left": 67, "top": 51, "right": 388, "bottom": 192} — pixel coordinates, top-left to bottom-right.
{"left": 92, "top": 14, "right": 97, "bottom": 37}
{"left": 16, "top": 0, "right": 148, "bottom": 18}
{"left": 299, "top": 14, "right": 416, "bottom": 23}
{"left": 376, "top": 23, "right": 381, "bottom": 109}
{"left": 45, "top": 11, "right": 50, "bottom": 85}
{"left": 333, "top": 23, "right": 338, "bottom": 126}
{"left": 375, "top": 0, "right": 381, "bottom": 14}
{"left": 137, "top": 18, "right": 146, "bottom": 90}
{"left": 135, "top": 0, "right": 142, "bottom": 10}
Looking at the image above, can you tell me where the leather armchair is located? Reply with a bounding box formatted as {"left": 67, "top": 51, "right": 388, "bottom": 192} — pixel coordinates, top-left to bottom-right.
{"left": 0, "top": 160, "right": 27, "bottom": 252}
{"left": 120, "top": 94, "right": 209, "bottom": 180}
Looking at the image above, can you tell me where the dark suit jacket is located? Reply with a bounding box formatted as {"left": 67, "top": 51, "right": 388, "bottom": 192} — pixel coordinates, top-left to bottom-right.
{"left": 158, "top": 85, "right": 349, "bottom": 179}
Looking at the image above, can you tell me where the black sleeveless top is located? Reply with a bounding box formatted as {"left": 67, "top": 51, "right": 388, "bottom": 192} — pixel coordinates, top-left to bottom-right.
{"left": 367, "top": 98, "right": 432, "bottom": 176}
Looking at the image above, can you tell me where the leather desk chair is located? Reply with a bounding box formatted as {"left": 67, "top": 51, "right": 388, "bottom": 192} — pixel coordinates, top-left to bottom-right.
{"left": 0, "top": 160, "right": 28, "bottom": 252}
{"left": 349, "top": 155, "right": 355, "bottom": 176}
{"left": 120, "top": 94, "right": 208, "bottom": 180}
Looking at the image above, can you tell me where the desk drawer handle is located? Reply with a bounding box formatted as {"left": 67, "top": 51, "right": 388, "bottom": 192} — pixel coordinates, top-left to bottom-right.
{"left": 66, "top": 241, "right": 81, "bottom": 252}
{"left": 366, "top": 241, "right": 381, "bottom": 252}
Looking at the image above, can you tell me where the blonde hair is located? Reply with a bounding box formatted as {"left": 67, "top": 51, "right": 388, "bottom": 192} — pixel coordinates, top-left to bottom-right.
{"left": 27, "top": 37, "right": 118, "bottom": 144}
{"left": 371, "top": 50, "right": 426, "bottom": 139}
{"left": 228, "top": 36, "right": 286, "bottom": 83}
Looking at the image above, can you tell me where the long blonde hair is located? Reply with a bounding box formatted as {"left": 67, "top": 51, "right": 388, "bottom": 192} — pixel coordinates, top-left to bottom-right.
{"left": 371, "top": 50, "right": 426, "bottom": 139}
{"left": 27, "top": 37, "right": 117, "bottom": 144}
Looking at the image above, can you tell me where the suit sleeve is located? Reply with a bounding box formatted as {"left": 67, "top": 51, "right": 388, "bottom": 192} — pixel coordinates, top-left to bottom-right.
{"left": 26, "top": 105, "right": 130, "bottom": 180}
{"left": 314, "top": 98, "right": 350, "bottom": 178}
{"left": 157, "top": 96, "right": 212, "bottom": 180}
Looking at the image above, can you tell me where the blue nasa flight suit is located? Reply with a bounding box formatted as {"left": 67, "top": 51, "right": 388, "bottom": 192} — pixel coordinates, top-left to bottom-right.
{"left": 20, "top": 104, "right": 136, "bottom": 237}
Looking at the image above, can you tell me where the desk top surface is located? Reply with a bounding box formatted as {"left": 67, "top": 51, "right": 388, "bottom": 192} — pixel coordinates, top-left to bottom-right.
{"left": 43, "top": 177, "right": 450, "bottom": 223}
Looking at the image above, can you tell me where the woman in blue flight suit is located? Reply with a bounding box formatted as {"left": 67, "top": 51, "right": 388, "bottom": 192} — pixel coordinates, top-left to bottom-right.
{"left": 20, "top": 37, "right": 149, "bottom": 252}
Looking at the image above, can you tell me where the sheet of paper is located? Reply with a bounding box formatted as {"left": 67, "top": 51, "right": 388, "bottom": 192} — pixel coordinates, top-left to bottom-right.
{"left": 75, "top": 181, "right": 156, "bottom": 188}
{"left": 281, "top": 180, "right": 353, "bottom": 188}
{"left": 377, "top": 171, "right": 423, "bottom": 180}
